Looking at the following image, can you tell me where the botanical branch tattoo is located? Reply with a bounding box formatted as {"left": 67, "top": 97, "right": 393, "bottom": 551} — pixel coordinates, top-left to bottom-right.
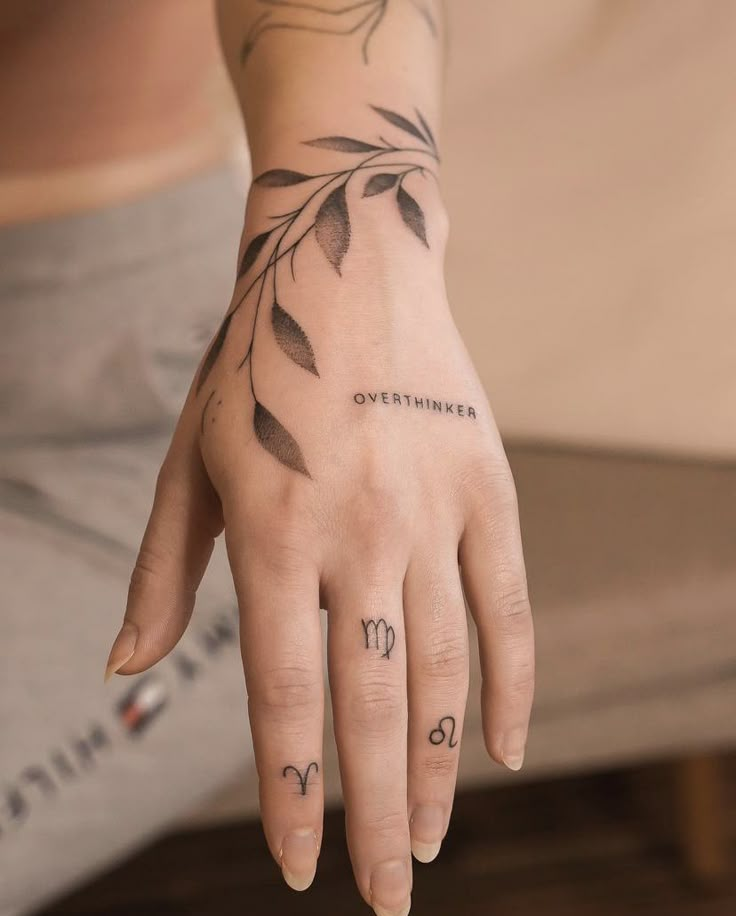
{"left": 241, "top": 0, "right": 438, "bottom": 66}
{"left": 361, "top": 618, "right": 395, "bottom": 659}
{"left": 282, "top": 761, "right": 319, "bottom": 796}
{"left": 197, "top": 104, "right": 439, "bottom": 477}
{"left": 429, "top": 716, "right": 458, "bottom": 748}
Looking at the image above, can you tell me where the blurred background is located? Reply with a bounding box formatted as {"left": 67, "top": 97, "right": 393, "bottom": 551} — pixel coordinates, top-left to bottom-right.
{"left": 1, "top": 2, "right": 734, "bottom": 914}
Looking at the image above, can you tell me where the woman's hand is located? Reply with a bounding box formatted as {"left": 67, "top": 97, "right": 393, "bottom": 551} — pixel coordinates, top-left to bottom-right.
{"left": 105, "top": 110, "right": 534, "bottom": 916}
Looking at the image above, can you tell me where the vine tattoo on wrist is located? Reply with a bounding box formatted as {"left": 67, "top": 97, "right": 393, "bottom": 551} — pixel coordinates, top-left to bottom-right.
{"left": 197, "top": 104, "right": 439, "bottom": 477}
{"left": 241, "top": 0, "right": 438, "bottom": 67}
{"left": 429, "top": 715, "right": 458, "bottom": 748}
{"left": 282, "top": 761, "right": 319, "bottom": 796}
{"left": 361, "top": 617, "right": 396, "bottom": 659}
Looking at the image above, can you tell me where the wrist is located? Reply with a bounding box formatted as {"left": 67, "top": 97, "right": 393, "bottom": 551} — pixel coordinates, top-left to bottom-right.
{"left": 241, "top": 127, "right": 447, "bottom": 276}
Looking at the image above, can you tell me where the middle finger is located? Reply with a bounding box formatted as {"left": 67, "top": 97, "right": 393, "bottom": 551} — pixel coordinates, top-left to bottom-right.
{"left": 326, "top": 568, "right": 412, "bottom": 916}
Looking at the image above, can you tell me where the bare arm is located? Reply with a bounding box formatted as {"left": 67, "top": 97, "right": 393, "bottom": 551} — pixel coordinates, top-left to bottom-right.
{"left": 107, "top": 4, "right": 535, "bottom": 914}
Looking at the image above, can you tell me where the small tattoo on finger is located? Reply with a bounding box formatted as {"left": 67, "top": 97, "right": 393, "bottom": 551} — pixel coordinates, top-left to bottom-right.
{"left": 429, "top": 715, "right": 458, "bottom": 748}
{"left": 282, "top": 762, "right": 319, "bottom": 796}
{"left": 361, "top": 618, "right": 395, "bottom": 659}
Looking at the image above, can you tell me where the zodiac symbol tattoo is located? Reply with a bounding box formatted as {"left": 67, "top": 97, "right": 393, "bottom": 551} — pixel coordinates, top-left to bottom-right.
{"left": 428, "top": 715, "right": 458, "bottom": 748}
{"left": 361, "top": 617, "right": 396, "bottom": 659}
{"left": 282, "top": 761, "right": 320, "bottom": 796}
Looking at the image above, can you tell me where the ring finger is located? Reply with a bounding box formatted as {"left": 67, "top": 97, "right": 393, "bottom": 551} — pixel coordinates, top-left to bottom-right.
{"left": 404, "top": 544, "right": 469, "bottom": 863}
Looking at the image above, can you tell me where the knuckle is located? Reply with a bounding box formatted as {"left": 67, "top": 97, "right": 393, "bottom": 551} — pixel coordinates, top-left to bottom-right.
{"left": 360, "top": 809, "right": 410, "bottom": 843}
{"left": 478, "top": 454, "right": 518, "bottom": 494}
{"left": 349, "top": 679, "right": 405, "bottom": 732}
{"left": 269, "top": 475, "right": 313, "bottom": 522}
{"left": 131, "top": 547, "right": 158, "bottom": 583}
{"left": 418, "top": 631, "right": 469, "bottom": 683}
{"left": 469, "top": 461, "right": 520, "bottom": 529}
{"left": 130, "top": 541, "right": 170, "bottom": 589}
{"left": 260, "top": 535, "right": 307, "bottom": 580}
{"left": 349, "top": 475, "right": 409, "bottom": 543}
{"left": 250, "top": 664, "right": 322, "bottom": 716}
{"left": 464, "top": 452, "right": 517, "bottom": 498}
{"left": 489, "top": 640, "right": 535, "bottom": 710}
{"left": 509, "top": 656, "right": 536, "bottom": 698}
{"left": 495, "top": 580, "right": 532, "bottom": 622}
{"left": 422, "top": 753, "right": 457, "bottom": 780}
{"left": 248, "top": 521, "right": 312, "bottom": 581}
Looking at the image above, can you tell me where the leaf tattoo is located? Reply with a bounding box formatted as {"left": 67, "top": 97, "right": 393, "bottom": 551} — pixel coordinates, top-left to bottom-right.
{"left": 272, "top": 302, "right": 319, "bottom": 376}
{"left": 255, "top": 169, "right": 313, "bottom": 187}
{"left": 197, "top": 104, "right": 439, "bottom": 476}
{"left": 238, "top": 230, "right": 271, "bottom": 278}
{"left": 371, "top": 105, "right": 428, "bottom": 145}
{"left": 315, "top": 183, "right": 351, "bottom": 275}
{"left": 414, "top": 107, "right": 438, "bottom": 153}
{"left": 196, "top": 312, "right": 233, "bottom": 394}
{"left": 306, "top": 137, "right": 383, "bottom": 153}
{"left": 363, "top": 172, "right": 399, "bottom": 197}
{"left": 396, "top": 185, "right": 428, "bottom": 246}
{"left": 410, "top": 0, "right": 438, "bottom": 38}
{"left": 254, "top": 402, "right": 311, "bottom": 478}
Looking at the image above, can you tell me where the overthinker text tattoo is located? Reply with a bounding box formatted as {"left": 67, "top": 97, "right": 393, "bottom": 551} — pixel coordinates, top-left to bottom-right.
{"left": 429, "top": 715, "right": 458, "bottom": 748}
{"left": 354, "top": 391, "right": 477, "bottom": 418}
{"left": 197, "top": 104, "right": 439, "bottom": 477}
{"left": 282, "top": 761, "right": 319, "bottom": 796}
{"left": 361, "top": 618, "right": 396, "bottom": 659}
{"left": 241, "top": 0, "right": 438, "bottom": 67}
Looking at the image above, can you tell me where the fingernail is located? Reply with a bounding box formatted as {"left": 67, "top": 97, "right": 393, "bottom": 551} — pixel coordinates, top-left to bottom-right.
{"left": 104, "top": 621, "right": 138, "bottom": 683}
{"left": 410, "top": 805, "right": 445, "bottom": 863}
{"left": 370, "top": 858, "right": 411, "bottom": 916}
{"left": 373, "top": 903, "right": 411, "bottom": 916}
{"left": 502, "top": 727, "right": 527, "bottom": 772}
{"left": 280, "top": 828, "right": 318, "bottom": 892}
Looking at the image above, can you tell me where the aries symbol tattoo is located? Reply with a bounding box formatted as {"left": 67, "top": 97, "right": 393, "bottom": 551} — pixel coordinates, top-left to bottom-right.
{"left": 429, "top": 716, "right": 458, "bottom": 748}
{"left": 282, "top": 761, "right": 319, "bottom": 796}
{"left": 361, "top": 618, "right": 396, "bottom": 659}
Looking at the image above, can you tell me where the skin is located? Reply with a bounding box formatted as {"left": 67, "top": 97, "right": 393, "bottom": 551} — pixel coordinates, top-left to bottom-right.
{"left": 105, "top": 2, "right": 535, "bottom": 914}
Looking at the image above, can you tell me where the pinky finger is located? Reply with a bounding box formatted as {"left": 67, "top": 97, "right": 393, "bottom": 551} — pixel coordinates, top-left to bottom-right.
{"left": 459, "top": 469, "right": 535, "bottom": 771}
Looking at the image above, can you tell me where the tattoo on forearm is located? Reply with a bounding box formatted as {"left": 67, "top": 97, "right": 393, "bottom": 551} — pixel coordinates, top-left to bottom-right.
{"left": 241, "top": 0, "right": 438, "bottom": 66}
{"left": 197, "top": 104, "right": 439, "bottom": 477}
{"left": 429, "top": 715, "right": 458, "bottom": 748}
{"left": 282, "top": 761, "right": 319, "bottom": 795}
{"left": 361, "top": 617, "right": 396, "bottom": 659}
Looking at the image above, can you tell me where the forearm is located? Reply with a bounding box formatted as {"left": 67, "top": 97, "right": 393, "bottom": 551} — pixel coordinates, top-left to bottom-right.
{"left": 116, "top": 13, "right": 534, "bottom": 916}
{"left": 215, "top": 0, "right": 445, "bottom": 182}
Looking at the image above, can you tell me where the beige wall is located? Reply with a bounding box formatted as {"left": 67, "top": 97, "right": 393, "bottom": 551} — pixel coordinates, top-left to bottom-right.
{"left": 444, "top": 1, "right": 736, "bottom": 460}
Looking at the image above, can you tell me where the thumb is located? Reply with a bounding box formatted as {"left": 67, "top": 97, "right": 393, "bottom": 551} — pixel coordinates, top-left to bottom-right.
{"left": 104, "top": 434, "right": 223, "bottom": 680}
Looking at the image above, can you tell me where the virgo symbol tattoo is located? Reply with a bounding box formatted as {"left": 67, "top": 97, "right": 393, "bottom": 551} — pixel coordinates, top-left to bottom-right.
{"left": 361, "top": 618, "right": 396, "bottom": 659}
{"left": 429, "top": 716, "right": 458, "bottom": 748}
{"left": 282, "top": 761, "right": 319, "bottom": 796}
